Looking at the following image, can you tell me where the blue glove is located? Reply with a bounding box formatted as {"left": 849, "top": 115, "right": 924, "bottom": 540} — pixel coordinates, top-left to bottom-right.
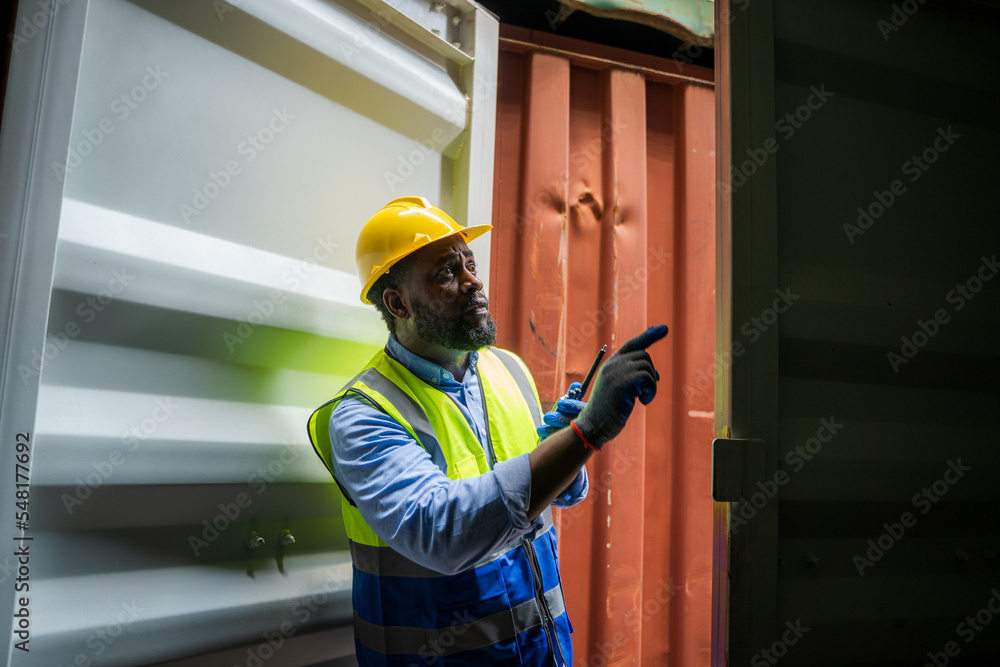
{"left": 536, "top": 382, "right": 587, "bottom": 441}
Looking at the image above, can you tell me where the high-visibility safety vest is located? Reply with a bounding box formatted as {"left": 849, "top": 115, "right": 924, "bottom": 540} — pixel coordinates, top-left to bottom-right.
{"left": 307, "top": 346, "right": 573, "bottom": 667}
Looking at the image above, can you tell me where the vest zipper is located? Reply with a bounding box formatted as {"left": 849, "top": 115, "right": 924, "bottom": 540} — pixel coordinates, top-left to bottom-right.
{"left": 477, "top": 370, "right": 566, "bottom": 667}
{"left": 521, "top": 534, "right": 568, "bottom": 666}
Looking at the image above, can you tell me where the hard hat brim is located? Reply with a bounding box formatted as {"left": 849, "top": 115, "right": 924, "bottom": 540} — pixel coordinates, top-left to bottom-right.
{"left": 359, "top": 223, "right": 493, "bottom": 304}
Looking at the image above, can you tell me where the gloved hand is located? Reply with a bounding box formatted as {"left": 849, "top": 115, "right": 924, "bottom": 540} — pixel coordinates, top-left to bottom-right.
{"left": 536, "top": 382, "right": 586, "bottom": 441}
{"left": 572, "top": 325, "right": 668, "bottom": 449}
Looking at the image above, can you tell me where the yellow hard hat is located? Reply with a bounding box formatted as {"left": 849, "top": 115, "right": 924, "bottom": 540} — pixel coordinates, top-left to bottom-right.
{"left": 356, "top": 196, "right": 492, "bottom": 304}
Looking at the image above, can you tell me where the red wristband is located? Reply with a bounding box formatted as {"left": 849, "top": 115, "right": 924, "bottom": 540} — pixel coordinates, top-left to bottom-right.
{"left": 571, "top": 420, "right": 600, "bottom": 452}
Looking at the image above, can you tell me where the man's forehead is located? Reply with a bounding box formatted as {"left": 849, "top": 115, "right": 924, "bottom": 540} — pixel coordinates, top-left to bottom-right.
{"left": 421, "top": 237, "right": 474, "bottom": 265}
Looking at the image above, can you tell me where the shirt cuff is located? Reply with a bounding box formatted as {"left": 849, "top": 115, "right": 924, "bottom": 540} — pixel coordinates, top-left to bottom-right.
{"left": 493, "top": 452, "right": 589, "bottom": 528}
{"left": 492, "top": 454, "right": 534, "bottom": 533}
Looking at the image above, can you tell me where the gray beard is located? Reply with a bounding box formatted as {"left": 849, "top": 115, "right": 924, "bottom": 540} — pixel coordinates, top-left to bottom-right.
{"left": 410, "top": 298, "right": 497, "bottom": 351}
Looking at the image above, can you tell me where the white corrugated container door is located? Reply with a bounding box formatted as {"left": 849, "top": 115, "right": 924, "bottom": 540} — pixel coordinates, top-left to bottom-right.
{"left": 0, "top": 0, "right": 498, "bottom": 664}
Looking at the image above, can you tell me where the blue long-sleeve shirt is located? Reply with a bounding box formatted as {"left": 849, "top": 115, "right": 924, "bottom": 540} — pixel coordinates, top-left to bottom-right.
{"left": 329, "top": 334, "right": 588, "bottom": 575}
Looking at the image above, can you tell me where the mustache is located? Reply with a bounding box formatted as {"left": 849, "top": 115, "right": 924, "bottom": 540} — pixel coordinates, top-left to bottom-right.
{"left": 464, "top": 296, "right": 490, "bottom": 312}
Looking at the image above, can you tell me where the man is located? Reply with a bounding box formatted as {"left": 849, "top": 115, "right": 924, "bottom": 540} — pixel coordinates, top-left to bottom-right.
{"left": 307, "top": 197, "right": 667, "bottom": 666}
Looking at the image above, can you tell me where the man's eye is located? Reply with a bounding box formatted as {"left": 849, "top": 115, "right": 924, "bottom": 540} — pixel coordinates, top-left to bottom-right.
{"left": 438, "top": 266, "right": 454, "bottom": 278}
{"left": 467, "top": 262, "right": 476, "bottom": 274}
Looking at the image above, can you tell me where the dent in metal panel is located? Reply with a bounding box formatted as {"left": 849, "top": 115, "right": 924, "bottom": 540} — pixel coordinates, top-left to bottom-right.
{"left": 512, "top": 51, "right": 571, "bottom": 401}
{"left": 492, "top": 33, "right": 716, "bottom": 666}
{"left": 591, "top": 64, "right": 650, "bottom": 662}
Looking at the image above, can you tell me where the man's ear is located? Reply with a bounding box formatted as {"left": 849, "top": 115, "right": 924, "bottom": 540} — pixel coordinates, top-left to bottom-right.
{"left": 383, "top": 286, "right": 410, "bottom": 321}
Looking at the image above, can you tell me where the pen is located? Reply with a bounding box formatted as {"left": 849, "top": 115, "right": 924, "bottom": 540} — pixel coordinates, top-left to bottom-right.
{"left": 577, "top": 344, "right": 607, "bottom": 399}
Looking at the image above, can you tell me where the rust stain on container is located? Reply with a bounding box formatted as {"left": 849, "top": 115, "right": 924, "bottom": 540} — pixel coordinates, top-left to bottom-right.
{"left": 491, "top": 25, "right": 716, "bottom": 666}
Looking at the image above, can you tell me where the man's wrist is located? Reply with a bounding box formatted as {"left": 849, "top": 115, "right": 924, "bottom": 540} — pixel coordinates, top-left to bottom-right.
{"left": 570, "top": 420, "right": 600, "bottom": 452}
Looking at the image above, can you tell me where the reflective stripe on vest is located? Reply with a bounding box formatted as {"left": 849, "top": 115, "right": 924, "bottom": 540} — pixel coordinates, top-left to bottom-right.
{"left": 354, "top": 367, "right": 446, "bottom": 473}
{"left": 306, "top": 345, "right": 570, "bottom": 665}
{"left": 353, "top": 580, "right": 567, "bottom": 658}
{"left": 309, "top": 346, "right": 541, "bottom": 484}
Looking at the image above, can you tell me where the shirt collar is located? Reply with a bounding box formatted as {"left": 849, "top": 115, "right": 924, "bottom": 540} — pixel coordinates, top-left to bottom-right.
{"left": 385, "top": 333, "right": 480, "bottom": 388}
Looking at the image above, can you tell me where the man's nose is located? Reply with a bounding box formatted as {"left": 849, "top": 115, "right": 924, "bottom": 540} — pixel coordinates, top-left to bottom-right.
{"left": 460, "top": 266, "right": 483, "bottom": 292}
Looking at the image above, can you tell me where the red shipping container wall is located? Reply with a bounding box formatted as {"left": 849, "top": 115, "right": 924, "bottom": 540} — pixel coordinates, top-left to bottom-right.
{"left": 490, "top": 26, "right": 716, "bottom": 666}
